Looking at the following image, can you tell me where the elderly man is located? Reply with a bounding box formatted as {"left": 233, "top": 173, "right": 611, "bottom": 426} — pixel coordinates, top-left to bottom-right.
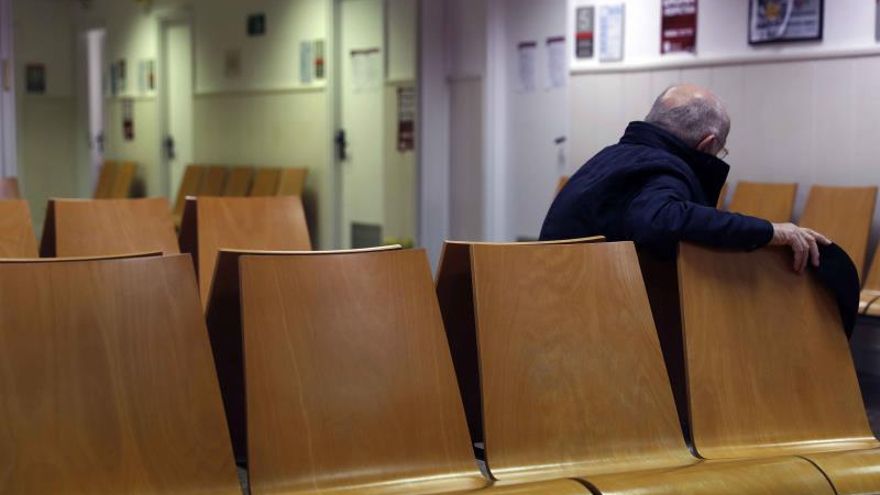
{"left": 540, "top": 84, "right": 829, "bottom": 272}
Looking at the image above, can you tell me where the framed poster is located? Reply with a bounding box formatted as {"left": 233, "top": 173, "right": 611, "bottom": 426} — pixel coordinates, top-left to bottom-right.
{"left": 661, "top": 0, "right": 697, "bottom": 54}
{"left": 749, "top": 0, "right": 824, "bottom": 44}
{"left": 598, "top": 4, "right": 625, "bottom": 62}
{"left": 574, "top": 6, "right": 594, "bottom": 59}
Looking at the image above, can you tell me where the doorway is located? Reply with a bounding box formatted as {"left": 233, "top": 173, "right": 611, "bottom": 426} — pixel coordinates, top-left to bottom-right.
{"left": 159, "top": 19, "right": 193, "bottom": 200}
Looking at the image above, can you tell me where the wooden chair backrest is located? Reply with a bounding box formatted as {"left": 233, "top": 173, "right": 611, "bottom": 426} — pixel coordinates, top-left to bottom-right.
{"left": 457, "top": 241, "right": 693, "bottom": 481}
{"left": 0, "top": 200, "right": 38, "bottom": 258}
{"left": 0, "top": 177, "right": 21, "bottom": 199}
{"left": 0, "top": 254, "right": 240, "bottom": 494}
{"left": 678, "top": 242, "right": 877, "bottom": 460}
{"left": 240, "top": 249, "right": 486, "bottom": 494}
{"left": 197, "top": 166, "right": 227, "bottom": 196}
{"left": 93, "top": 161, "right": 118, "bottom": 198}
{"left": 798, "top": 185, "right": 877, "bottom": 278}
{"left": 277, "top": 167, "right": 308, "bottom": 196}
{"left": 863, "top": 246, "right": 880, "bottom": 295}
{"left": 108, "top": 161, "right": 137, "bottom": 198}
{"left": 716, "top": 182, "right": 729, "bottom": 208}
{"left": 222, "top": 167, "right": 253, "bottom": 197}
{"left": 173, "top": 165, "right": 206, "bottom": 219}
{"left": 179, "top": 196, "right": 312, "bottom": 305}
{"left": 249, "top": 168, "right": 281, "bottom": 196}
{"left": 40, "top": 198, "right": 179, "bottom": 258}
{"left": 728, "top": 181, "right": 797, "bottom": 223}
{"left": 555, "top": 176, "right": 569, "bottom": 195}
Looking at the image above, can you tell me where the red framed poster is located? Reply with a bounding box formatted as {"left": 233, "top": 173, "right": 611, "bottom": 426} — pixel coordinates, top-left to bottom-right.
{"left": 661, "top": 0, "right": 697, "bottom": 54}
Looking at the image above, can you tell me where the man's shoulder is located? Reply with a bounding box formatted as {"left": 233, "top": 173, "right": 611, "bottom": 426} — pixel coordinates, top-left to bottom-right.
{"left": 573, "top": 142, "right": 693, "bottom": 182}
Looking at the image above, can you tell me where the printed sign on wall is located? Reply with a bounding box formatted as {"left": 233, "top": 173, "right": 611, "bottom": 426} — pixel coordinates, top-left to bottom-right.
{"left": 661, "top": 0, "right": 697, "bottom": 54}
{"left": 575, "top": 6, "right": 595, "bottom": 59}
{"left": 598, "top": 4, "right": 625, "bottom": 62}
{"left": 749, "top": 0, "right": 823, "bottom": 44}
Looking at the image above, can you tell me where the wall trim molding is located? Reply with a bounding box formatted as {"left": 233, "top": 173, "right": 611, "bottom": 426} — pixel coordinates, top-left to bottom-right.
{"left": 194, "top": 85, "right": 327, "bottom": 98}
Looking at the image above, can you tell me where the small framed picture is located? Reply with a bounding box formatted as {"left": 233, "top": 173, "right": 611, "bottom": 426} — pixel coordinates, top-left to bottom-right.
{"left": 749, "top": 0, "right": 824, "bottom": 44}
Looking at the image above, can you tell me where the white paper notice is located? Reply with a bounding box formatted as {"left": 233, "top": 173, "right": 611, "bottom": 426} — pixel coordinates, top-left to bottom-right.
{"left": 546, "top": 36, "right": 567, "bottom": 89}
{"left": 517, "top": 41, "right": 537, "bottom": 93}
{"left": 599, "top": 4, "right": 625, "bottom": 62}
{"left": 351, "top": 48, "right": 382, "bottom": 92}
{"left": 300, "top": 41, "right": 313, "bottom": 84}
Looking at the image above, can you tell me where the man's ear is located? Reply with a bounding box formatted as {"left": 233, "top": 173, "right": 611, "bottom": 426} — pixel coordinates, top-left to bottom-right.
{"left": 696, "top": 134, "right": 718, "bottom": 154}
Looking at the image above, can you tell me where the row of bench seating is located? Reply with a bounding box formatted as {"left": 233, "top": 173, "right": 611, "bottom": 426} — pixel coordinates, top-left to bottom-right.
{"left": 1, "top": 239, "right": 876, "bottom": 493}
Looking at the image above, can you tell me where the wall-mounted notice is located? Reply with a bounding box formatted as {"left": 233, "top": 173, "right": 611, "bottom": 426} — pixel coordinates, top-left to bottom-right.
{"left": 546, "top": 36, "right": 567, "bottom": 89}
{"left": 397, "top": 86, "right": 416, "bottom": 152}
{"left": 138, "top": 59, "right": 155, "bottom": 93}
{"left": 25, "top": 64, "right": 45, "bottom": 94}
{"left": 299, "top": 40, "right": 313, "bottom": 84}
{"left": 575, "top": 6, "right": 595, "bottom": 59}
{"left": 350, "top": 48, "right": 381, "bottom": 92}
{"left": 247, "top": 13, "right": 266, "bottom": 37}
{"left": 749, "top": 0, "right": 823, "bottom": 44}
{"left": 516, "top": 41, "right": 537, "bottom": 93}
{"left": 661, "top": 0, "right": 697, "bottom": 54}
{"left": 598, "top": 4, "right": 625, "bottom": 62}
{"left": 314, "top": 39, "right": 326, "bottom": 80}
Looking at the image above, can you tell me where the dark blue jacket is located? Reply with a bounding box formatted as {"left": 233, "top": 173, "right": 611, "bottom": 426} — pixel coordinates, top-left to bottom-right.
{"left": 540, "top": 121, "right": 774, "bottom": 258}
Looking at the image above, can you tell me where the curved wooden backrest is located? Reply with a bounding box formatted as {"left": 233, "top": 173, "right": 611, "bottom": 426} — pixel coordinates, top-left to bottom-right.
{"left": 173, "top": 165, "right": 206, "bottom": 220}
{"left": 198, "top": 166, "right": 227, "bottom": 196}
{"left": 0, "top": 177, "right": 21, "bottom": 199}
{"left": 109, "top": 161, "right": 137, "bottom": 198}
{"left": 862, "top": 250, "right": 880, "bottom": 315}
{"left": 178, "top": 196, "right": 312, "bottom": 305}
{"left": 249, "top": 168, "right": 281, "bottom": 196}
{"left": 222, "top": 167, "right": 253, "bottom": 197}
{"left": 0, "top": 200, "right": 38, "bottom": 258}
{"left": 93, "top": 161, "right": 118, "bottom": 199}
{"left": 798, "top": 185, "right": 877, "bottom": 278}
{"left": 461, "top": 241, "right": 692, "bottom": 482}
{"left": 0, "top": 254, "right": 240, "bottom": 494}
{"left": 40, "top": 198, "right": 179, "bottom": 258}
{"left": 240, "top": 249, "right": 486, "bottom": 494}
{"left": 678, "top": 243, "right": 877, "bottom": 459}
{"left": 716, "top": 182, "right": 728, "bottom": 208}
{"left": 277, "top": 167, "right": 308, "bottom": 196}
{"left": 555, "top": 176, "right": 569, "bottom": 195}
{"left": 728, "top": 181, "right": 797, "bottom": 223}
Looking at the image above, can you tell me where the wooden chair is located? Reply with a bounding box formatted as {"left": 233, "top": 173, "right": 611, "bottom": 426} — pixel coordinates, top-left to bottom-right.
{"left": 861, "top": 253, "right": 880, "bottom": 316}
{"left": 726, "top": 181, "right": 797, "bottom": 223}
{"left": 197, "top": 166, "right": 228, "bottom": 196}
{"left": 555, "top": 176, "right": 569, "bottom": 195}
{"left": 173, "top": 165, "right": 207, "bottom": 225}
{"left": 222, "top": 167, "right": 253, "bottom": 197}
{"left": 40, "top": 198, "right": 179, "bottom": 258}
{"left": 0, "top": 177, "right": 21, "bottom": 199}
{"left": 93, "top": 161, "right": 118, "bottom": 199}
{"left": 109, "top": 161, "right": 137, "bottom": 198}
{"left": 249, "top": 168, "right": 281, "bottom": 196}
{"left": 277, "top": 167, "right": 308, "bottom": 196}
{"left": 678, "top": 242, "right": 880, "bottom": 494}
{"left": 236, "top": 247, "right": 588, "bottom": 494}
{"left": 0, "top": 200, "right": 38, "bottom": 258}
{"left": 798, "top": 185, "right": 877, "bottom": 278}
{"left": 436, "top": 240, "right": 834, "bottom": 494}
{"left": 716, "top": 182, "right": 728, "bottom": 208}
{"left": 0, "top": 253, "right": 240, "bottom": 494}
{"left": 178, "top": 196, "right": 312, "bottom": 306}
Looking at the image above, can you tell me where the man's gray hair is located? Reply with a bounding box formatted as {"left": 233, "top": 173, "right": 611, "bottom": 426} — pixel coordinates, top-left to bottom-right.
{"left": 645, "top": 85, "right": 730, "bottom": 148}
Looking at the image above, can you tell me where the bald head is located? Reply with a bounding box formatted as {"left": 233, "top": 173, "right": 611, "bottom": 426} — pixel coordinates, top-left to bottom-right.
{"left": 645, "top": 84, "right": 730, "bottom": 155}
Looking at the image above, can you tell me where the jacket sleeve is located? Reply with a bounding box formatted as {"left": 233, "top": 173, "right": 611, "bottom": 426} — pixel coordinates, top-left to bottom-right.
{"left": 622, "top": 174, "right": 774, "bottom": 251}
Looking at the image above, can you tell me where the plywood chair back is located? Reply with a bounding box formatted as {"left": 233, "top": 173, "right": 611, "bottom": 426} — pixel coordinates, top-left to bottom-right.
{"left": 222, "top": 166, "right": 253, "bottom": 197}
{"left": 0, "top": 200, "right": 38, "bottom": 257}
{"left": 197, "top": 165, "right": 228, "bottom": 196}
{"left": 173, "top": 165, "right": 206, "bottom": 219}
{"left": 277, "top": 167, "right": 308, "bottom": 196}
{"left": 93, "top": 160, "right": 118, "bottom": 198}
{"left": 109, "top": 161, "right": 137, "bottom": 198}
{"left": 249, "top": 168, "right": 281, "bottom": 196}
{"left": 0, "top": 254, "right": 240, "bottom": 494}
{"left": 862, "top": 248, "right": 880, "bottom": 315}
{"left": 178, "top": 196, "right": 312, "bottom": 305}
{"left": 451, "top": 241, "right": 695, "bottom": 483}
{"left": 240, "top": 248, "right": 487, "bottom": 494}
{"left": 205, "top": 246, "right": 401, "bottom": 464}
{"left": 716, "top": 182, "right": 728, "bottom": 208}
{"left": 728, "top": 181, "right": 797, "bottom": 223}
{"left": 555, "top": 176, "right": 569, "bottom": 195}
{"left": 40, "top": 198, "right": 179, "bottom": 258}
{"left": 0, "top": 177, "right": 21, "bottom": 199}
{"left": 678, "top": 242, "right": 878, "bottom": 460}
{"left": 798, "top": 185, "right": 877, "bottom": 278}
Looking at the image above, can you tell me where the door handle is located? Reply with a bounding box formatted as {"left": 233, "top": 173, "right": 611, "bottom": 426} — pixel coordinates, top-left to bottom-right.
{"left": 335, "top": 129, "right": 348, "bottom": 161}
{"left": 164, "top": 135, "right": 176, "bottom": 160}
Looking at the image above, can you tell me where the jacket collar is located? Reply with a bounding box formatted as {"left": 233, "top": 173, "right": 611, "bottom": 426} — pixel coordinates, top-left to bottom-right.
{"left": 619, "top": 121, "right": 729, "bottom": 205}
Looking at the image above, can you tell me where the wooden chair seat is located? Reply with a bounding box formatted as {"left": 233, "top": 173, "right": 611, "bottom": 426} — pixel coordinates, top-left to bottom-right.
{"left": 798, "top": 185, "right": 877, "bottom": 278}
{"left": 0, "top": 177, "right": 21, "bottom": 199}
{"left": 678, "top": 242, "right": 880, "bottom": 495}
{"left": 0, "top": 254, "right": 240, "bottom": 494}
{"left": 436, "top": 240, "right": 832, "bottom": 494}
{"left": 40, "top": 198, "right": 179, "bottom": 257}
{"left": 0, "top": 200, "right": 37, "bottom": 258}
{"left": 727, "top": 181, "right": 797, "bottom": 223}
{"left": 179, "top": 196, "right": 312, "bottom": 306}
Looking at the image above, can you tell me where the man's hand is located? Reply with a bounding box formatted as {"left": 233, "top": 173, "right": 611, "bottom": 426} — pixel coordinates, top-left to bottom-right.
{"left": 769, "top": 223, "right": 832, "bottom": 273}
